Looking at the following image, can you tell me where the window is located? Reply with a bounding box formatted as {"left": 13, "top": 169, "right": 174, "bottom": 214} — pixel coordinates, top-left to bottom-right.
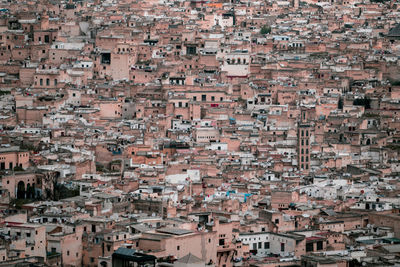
{"left": 306, "top": 242, "right": 314, "bottom": 252}
{"left": 193, "top": 96, "right": 197, "bottom": 101}
{"left": 46, "top": 78, "right": 50, "bottom": 86}
{"left": 202, "top": 94, "right": 206, "bottom": 101}
{"left": 219, "top": 239, "right": 225, "bottom": 246}
{"left": 281, "top": 243, "right": 285, "bottom": 252}
{"left": 258, "top": 242, "right": 262, "bottom": 249}
{"left": 264, "top": 242, "right": 270, "bottom": 249}
{"left": 40, "top": 79, "right": 43, "bottom": 86}
{"left": 177, "top": 246, "right": 180, "bottom": 251}
{"left": 317, "top": 241, "right": 323, "bottom": 250}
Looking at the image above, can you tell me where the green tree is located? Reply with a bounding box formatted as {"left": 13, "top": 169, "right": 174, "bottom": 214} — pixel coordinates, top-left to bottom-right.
{"left": 260, "top": 25, "right": 271, "bottom": 35}
{"left": 390, "top": 80, "right": 400, "bottom": 86}
{"left": 13, "top": 165, "right": 24, "bottom": 172}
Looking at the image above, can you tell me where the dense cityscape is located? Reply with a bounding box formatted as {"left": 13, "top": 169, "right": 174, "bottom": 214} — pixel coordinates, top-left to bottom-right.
{"left": 0, "top": 0, "right": 400, "bottom": 266}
